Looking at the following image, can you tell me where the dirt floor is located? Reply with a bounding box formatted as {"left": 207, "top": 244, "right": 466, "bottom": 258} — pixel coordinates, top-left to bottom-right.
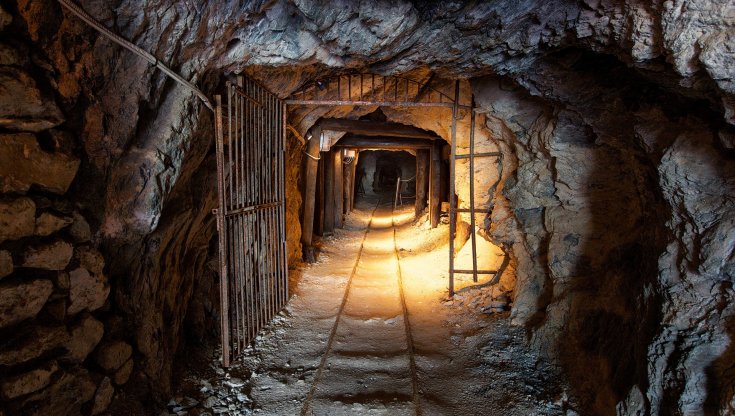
{"left": 166, "top": 196, "right": 574, "bottom": 416}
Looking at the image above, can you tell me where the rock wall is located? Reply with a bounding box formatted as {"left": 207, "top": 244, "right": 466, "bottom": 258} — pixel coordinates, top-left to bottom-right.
{"left": 0, "top": 4, "right": 132, "bottom": 414}
{"left": 473, "top": 50, "right": 735, "bottom": 414}
{"left": 1, "top": 0, "right": 734, "bottom": 414}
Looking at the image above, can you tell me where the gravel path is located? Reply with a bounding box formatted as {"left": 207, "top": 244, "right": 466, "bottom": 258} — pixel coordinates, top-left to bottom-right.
{"left": 167, "top": 199, "right": 574, "bottom": 416}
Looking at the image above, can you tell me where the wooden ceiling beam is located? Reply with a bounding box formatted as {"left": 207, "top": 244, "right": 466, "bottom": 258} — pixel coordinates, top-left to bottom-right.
{"left": 317, "top": 118, "right": 438, "bottom": 139}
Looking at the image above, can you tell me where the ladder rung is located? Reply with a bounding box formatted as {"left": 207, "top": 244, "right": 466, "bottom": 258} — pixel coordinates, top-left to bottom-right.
{"left": 454, "top": 152, "right": 502, "bottom": 159}
{"left": 451, "top": 208, "right": 489, "bottom": 213}
{"left": 452, "top": 269, "right": 497, "bottom": 274}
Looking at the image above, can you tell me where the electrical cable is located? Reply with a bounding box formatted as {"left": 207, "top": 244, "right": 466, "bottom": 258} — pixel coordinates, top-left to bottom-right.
{"left": 56, "top": 0, "right": 214, "bottom": 111}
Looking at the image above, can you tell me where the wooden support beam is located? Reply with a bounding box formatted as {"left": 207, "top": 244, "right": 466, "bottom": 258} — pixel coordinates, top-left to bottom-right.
{"left": 301, "top": 126, "right": 321, "bottom": 262}
{"left": 316, "top": 156, "right": 325, "bottom": 236}
{"left": 318, "top": 118, "right": 438, "bottom": 139}
{"left": 343, "top": 155, "right": 352, "bottom": 214}
{"left": 350, "top": 152, "right": 359, "bottom": 212}
{"left": 430, "top": 141, "right": 442, "bottom": 228}
{"left": 333, "top": 136, "right": 433, "bottom": 150}
{"left": 334, "top": 149, "right": 344, "bottom": 228}
{"left": 416, "top": 149, "right": 429, "bottom": 217}
{"left": 323, "top": 150, "right": 335, "bottom": 235}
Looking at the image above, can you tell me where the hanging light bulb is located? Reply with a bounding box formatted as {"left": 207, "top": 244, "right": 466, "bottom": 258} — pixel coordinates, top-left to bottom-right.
{"left": 342, "top": 148, "right": 356, "bottom": 165}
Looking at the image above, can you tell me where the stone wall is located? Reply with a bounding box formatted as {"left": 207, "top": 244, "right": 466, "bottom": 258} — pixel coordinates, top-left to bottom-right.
{"left": 0, "top": 4, "right": 132, "bottom": 414}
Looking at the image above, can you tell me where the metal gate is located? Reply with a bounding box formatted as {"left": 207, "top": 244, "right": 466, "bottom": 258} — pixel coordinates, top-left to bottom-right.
{"left": 214, "top": 76, "right": 288, "bottom": 366}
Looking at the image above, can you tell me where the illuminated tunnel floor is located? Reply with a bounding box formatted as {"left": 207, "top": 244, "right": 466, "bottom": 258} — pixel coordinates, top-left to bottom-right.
{"left": 170, "top": 198, "right": 570, "bottom": 416}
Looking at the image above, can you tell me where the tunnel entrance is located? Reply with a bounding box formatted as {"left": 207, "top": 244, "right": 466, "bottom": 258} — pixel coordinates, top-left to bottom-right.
{"left": 212, "top": 73, "right": 507, "bottom": 369}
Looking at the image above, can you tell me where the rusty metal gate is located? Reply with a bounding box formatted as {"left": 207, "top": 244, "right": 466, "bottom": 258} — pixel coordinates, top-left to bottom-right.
{"left": 214, "top": 76, "right": 288, "bottom": 366}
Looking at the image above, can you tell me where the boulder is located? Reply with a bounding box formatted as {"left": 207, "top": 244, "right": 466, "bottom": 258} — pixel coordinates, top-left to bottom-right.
{"left": 22, "top": 241, "right": 73, "bottom": 270}
{"left": 0, "top": 197, "right": 35, "bottom": 243}
{"left": 21, "top": 369, "right": 96, "bottom": 416}
{"left": 0, "top": 68, "right": 64, "bottom": 132}
{"left": 91, "top": 377, "right": 114, "bottom": 415}
{"left": 0, "top": 361, "right": 58, "bottom": 399}
{"left": 63, "top": 315, "right": 104, "bottom": 363}
{"left": 0, "top": 279, "right": 53, "bottom": 328}
{"left": 0, "top": 133, "right": 79, "bottom": 194}
{"left": 0, "top": 250, "right": 12, "bottom": 279}
{"left": 112, "top": 358, "right": 133, "bottom": 386}
{"left": 0, "top": 4, "right": 11, "bottom": 30}
{"left": 75, "top": 246, "right": 105, "bottom": 275}
{"left": 0, "top": 325, "right": 69, "bottom": 366}
{"left": 95, "top": 341, "right": 132, "bottom": 372}
{"left": 34, "top": 212, "right": 73, "bottom": 236}
{"left": 67, "top": 267, "right": 109, "bottom": 315}
{"left": 69, "top": 212, "right": 92, "bottom": 242}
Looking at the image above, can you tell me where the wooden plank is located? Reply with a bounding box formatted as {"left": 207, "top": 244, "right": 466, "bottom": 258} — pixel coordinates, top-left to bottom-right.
{"left": 333, "top": 136, "right": 433, "bottom": 150}
{"left": 318, "top": 118, "right": 439, "bottom": 139}
{"left": 430, "top": 141, "right": 441, "bottom": 228}
{"left": 301, "top": 126, "right": 321, "bottom": 262}
{"left": 415, "top": 149, "right": 429, "bottom": 216}
{"left": 334, "top": 149, "right": 344, "bottom": 228}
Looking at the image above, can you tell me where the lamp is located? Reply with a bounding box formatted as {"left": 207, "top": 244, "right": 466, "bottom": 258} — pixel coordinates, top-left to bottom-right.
{"left": 343, "top": 149, "right": 356, "bottom": 165}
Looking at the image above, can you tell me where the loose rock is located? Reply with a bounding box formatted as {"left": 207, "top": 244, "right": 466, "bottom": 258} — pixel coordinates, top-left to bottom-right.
{"left": 0, "top": 133, "right": 78, "bottom": 194}
{"left": 0, "top": 69, "right": 64, "bottom": 132}
{"left": 0, "top": 197, "right": 35, "bottom": 243}
{"left": 91, "top": 377, "right": 115, "bottom": 415}
{"left": 69, "top": 211, "right": 92, "bottom": 242}
{"left": 0, "top": 325, "right": 69, "bottom": 366}
{"left": 95, "top": 340, "right": 133, "bottom": 372}
{"left": 22, "top": 240, "right": 73, "bottom": 270}
{"left": 34, "top": 212, "right": 73, "bottom": 236}
{"left": 63, "top": 314, "right": 104, "bottom": 363}
{"left": 21, "top": 368, "right": 96, "bottom": 415}
{"left": 67, "top": 267, "right": 109, "bottom": 315}
{"left": 0, "top": 250, "right": 12, "bottom": 279}
{"left": 0, "top": 361, "right": 58, "bottom": 399}
{"left": 0, "top": 279, "right": 53, "bottom": 328}
{"left": 113, "top": 358, "right": 134, "bottom": 386}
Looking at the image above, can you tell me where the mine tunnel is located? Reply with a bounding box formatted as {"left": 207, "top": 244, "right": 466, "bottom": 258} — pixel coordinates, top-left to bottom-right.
{"left": 1, "top": 1, "right": 734, "bottom": 416}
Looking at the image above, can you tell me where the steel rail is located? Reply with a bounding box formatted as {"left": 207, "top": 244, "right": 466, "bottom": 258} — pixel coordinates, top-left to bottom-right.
{"left": 392, "top": 207, "right": 422, "bottom": 416}
{"left": 300, "top": 200, "right": 382, "bottom": 416}
{"left": 56, "top": 0, "right": 213, "bottom": 111}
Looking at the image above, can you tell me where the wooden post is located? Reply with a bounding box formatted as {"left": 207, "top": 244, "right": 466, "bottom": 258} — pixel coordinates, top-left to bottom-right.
{"left": 343, "top": 154, "right": 352, "bottom": 214}
{"left": 350, "top": 152, "right": 359, "bottom": 211}
{"left": 416, "top": 149, "right": 429, "bottom": 217}
{"left": 430, "top": 141, "right": 442, "bottom": 228}
{"left": 316, "top": 156, "right": 325, "bottom": 236}
{"left": 334, "top": 149, "right": 344, "bottom": 228}
{"left": 301, "top": 126, "right": 321, "bottom": 262}
{"left": 323, "top": 149, "right": 335, "bottom": 235}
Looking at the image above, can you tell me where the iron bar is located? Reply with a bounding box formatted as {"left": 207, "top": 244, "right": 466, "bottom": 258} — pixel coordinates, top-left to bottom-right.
{"left": 285, "top": 99, "right": 455, "bottom": 108}
{"left": 452, "top": 269, "right": 498, "bottom": 275}
{"left": 214, "top": 95, "right": 231, "bottom": 366}
{"left": 448, "top": 80, "right": 460, "bottom": 297}
{"left": 469, "top": 97, "right": 478, "bottom": 283}
{"left": 454, "top": 152, "right": 502, "bottom": 159}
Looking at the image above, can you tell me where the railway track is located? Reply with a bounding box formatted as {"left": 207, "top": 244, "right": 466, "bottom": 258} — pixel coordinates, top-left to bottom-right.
{"left": 300, "top": 199, "right": 421, "bottom": 415}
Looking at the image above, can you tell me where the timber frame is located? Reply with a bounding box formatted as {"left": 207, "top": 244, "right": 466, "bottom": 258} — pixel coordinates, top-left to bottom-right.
{"left": 285, "top": 72, "right": 500, "bottom": 296}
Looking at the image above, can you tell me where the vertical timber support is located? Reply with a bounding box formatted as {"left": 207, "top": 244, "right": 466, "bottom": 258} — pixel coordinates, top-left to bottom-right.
{"left": 415, "top": 149, "right": 429, "bottom": 217}
{"left": 301, "top": 126, "right": 321, "bottom": 262}
{"left": 214, "top": 95, "right": 231, "bottom": 367}
{"left": 334, "top": 149, "right": 344, "bottom": 228}
{"left": 343, "top": 154, "right": 352, "bottom": 215}
{"left": 448, "top": 79, "right": 459, "bottom": 297}
{"left": 323, "top": 149, "right": 335, "bottom": 235}
{"left": 430, "top": 141, "right": 441, "bottom": 228}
